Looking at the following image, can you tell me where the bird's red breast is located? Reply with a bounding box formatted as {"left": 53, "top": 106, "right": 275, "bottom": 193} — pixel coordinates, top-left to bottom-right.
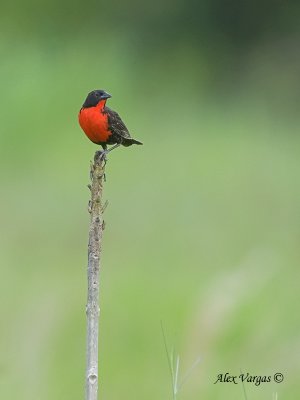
{"left": 78, "top": 100, "right": 111, "bottom": 144}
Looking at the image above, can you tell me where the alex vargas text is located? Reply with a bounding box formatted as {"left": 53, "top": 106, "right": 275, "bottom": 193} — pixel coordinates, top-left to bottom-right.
{"left": 214, "top": 372, "right": 272, "bottom": 386}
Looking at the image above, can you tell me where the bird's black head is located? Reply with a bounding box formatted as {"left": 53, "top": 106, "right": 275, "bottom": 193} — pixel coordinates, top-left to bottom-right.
{"left": 82, "top": 89, "right": 112, "bottom": 108}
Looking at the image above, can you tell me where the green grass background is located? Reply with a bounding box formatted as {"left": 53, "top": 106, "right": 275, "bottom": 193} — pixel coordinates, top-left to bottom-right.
{"left": 1, "top": 2, "right": 300, "bottom": 399}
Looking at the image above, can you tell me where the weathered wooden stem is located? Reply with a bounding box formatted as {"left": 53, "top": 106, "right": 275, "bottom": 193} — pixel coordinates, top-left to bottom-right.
{"left": 86, "top": 152, "right": 106, "bottom": 400}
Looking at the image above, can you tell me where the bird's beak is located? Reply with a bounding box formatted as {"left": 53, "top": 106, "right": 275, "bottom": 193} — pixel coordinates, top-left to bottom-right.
{"left": 101, "top": 92, "right": 112, "bottom": 100}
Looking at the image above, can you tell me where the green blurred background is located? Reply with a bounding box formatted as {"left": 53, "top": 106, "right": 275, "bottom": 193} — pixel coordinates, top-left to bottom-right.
{"left": 1, "top": 1, "right": 300, "bottom": 399}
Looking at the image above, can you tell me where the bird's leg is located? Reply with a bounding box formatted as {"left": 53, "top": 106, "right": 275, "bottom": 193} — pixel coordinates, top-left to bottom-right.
{"left": 96, "top": 143, "right": 122, "bottom": 165}
{"left": 99, "top": 143, "right": 121, "bottom": 160}
{"left": 95, "top": 145, "right": 108, "bottom": 163}
{"left": 94, "top": 146, "right": 107, "bottom": 180}
{"left": 106, "top": 143, "right": 121, "bottom": 154}
{"left": 99, "top": 152, "right": 108, "bottom": 163}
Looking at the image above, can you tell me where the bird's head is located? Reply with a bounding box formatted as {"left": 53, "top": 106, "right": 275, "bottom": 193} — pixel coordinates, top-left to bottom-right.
{"left": 82, "top": 89, "right": 112, "bottom": 108}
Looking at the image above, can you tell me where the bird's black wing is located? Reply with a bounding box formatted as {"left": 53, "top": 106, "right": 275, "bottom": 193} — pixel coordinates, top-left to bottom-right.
{"left": 105, "top": 107, "right": 131, "bottom": 142}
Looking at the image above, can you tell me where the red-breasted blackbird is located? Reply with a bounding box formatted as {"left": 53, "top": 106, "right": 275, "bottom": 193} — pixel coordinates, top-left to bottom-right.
{"left": 79, "top": 89, "right": 142, "bottom": 158}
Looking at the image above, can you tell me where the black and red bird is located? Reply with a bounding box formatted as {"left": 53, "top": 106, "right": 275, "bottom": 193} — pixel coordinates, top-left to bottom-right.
{"left": 78, "top": 90, "right": 142, "bottom": 157}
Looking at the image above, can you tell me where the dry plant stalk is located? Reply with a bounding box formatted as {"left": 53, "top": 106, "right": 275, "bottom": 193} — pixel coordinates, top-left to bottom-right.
{"left": 86, "top": 152, "right": 106, "bottom": 400}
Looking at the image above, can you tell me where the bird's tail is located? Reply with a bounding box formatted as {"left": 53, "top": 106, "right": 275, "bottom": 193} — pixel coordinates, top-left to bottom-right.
{"left": 123, "top": 138, "right": 143, "bottom": 147}
{"left": 131, "top": 138, "right": 143, "bottom": 145}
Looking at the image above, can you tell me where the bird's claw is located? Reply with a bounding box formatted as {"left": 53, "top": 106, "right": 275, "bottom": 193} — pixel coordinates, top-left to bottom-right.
{"left": 100, "top": 151, "right": 108, "bottom": 161}
{"left": 100, "top": 151, "right": 108, "bottom": 166}
{"left": 95, "top": 150, "right": 108, "bottom": 164}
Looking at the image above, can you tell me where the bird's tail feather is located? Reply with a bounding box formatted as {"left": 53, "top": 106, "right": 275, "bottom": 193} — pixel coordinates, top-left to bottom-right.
{"left": 131, "top": 138, "right": 143, "bottom": 145}
{"left": 123, "top": 138, "right": 143, "bottom": 146}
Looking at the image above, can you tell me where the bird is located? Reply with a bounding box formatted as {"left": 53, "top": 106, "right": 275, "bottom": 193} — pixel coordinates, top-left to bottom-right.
{"left": 78, "top": 89, "right": 142, "bottom": 159}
